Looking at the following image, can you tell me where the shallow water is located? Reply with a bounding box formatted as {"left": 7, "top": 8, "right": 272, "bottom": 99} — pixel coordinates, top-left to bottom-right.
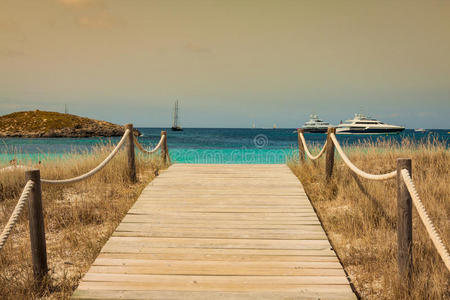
{"left": 1, "top": 128, "right": 448, "bottom": 164}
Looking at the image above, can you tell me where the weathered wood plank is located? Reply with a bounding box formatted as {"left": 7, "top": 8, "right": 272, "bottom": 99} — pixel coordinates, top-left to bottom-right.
{"left": 72, "top": 289, "right": 356, "bottom": 300}
{"left": 81, "top": 273, "right": 351, "bottom": 287}
{"left": 129, "top": 207, "right": 316, "bottom": 213}
{"left": 102, "top": 236, "right": 332, "bottom": 250}
{"left": 91, "top": 258, "right": 343, "bottom": 269}
{"left": 118, "top": 223, "right": 324, "bottom": 230}
{"left": 96, "top": 252, "right": 340, "bottom": 262}
{"left": 122, "top": 214, "right": 321, "bottom": 222}
{"left": 88, "top": 265, "right": 346, "bottom": 276}
{"left": 100, "top": 246, "right": 337, "bottom": 257}
{"left": 113, "top": 227, "right": 327, "bottom": 240}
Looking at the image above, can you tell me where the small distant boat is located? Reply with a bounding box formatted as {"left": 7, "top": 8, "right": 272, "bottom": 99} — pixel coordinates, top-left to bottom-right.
{"left": 252, "top": 121, "right": 256, "bottom": 129}
{"left": 414, "top": 128, "right": 426, "bottom": 133}
{"left": 273, "top": 123, "right": 277, "bottom": 129}
{"left": 171, "top": 100, "right": 183, "bottom": 131}
{"left": 302, "top": 114, "right": 331, "bottom": 133}
{"left": 336, "top": 113, "right": 404, "bottom": 134}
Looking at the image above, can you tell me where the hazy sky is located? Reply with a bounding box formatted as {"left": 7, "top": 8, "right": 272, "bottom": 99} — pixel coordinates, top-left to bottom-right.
{"left": 1, "top": 0, "right": 449, "bottom": 128}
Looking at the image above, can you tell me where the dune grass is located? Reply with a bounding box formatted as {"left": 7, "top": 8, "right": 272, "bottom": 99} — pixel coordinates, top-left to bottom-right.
{"left": 0, "top": 144, "right": 167, "bottom": 299}
{"left": 288, "top": 138, "right": 449, "bottom": 299}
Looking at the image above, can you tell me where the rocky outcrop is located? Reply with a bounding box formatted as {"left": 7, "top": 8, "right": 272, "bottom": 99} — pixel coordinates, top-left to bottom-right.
{"left": 0, "top": 110, "right": 141, "bottom": 138}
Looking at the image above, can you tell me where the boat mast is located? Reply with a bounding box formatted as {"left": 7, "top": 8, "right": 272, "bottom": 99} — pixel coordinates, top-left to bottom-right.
{"left": 173, "top": 100, "right": 179, "bottom": 128}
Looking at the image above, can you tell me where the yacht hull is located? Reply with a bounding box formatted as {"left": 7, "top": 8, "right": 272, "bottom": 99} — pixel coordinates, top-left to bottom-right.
{"left": 302, "top": 128, "right": 328, "bottom": 133}
{"left": 337, "top": 128, "right": 404, "bottom": 134}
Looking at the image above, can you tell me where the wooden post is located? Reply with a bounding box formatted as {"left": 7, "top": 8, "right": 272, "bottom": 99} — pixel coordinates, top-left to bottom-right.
{"left": 325, "top": 127, "right": 336, "bottom": 180}
{"left": 397, "top": 158, "right": 412, "bottom": 284}
{"left": 25, "top": 169, "right": 48, "bottom": 284}
{"left": 165, "top": 132, "right": 171, "bottom": 165}
{"left": 297, "top": 129, "right": 305, "bottom": 163}
{"left": 125, "top": 124, "right": 137, "bottom": 183}
{"left": 161, "top": 131, "right": 167, "bottom": 164}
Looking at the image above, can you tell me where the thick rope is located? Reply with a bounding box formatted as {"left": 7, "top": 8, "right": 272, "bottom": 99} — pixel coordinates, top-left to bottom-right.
{"left": 0, "top": 180, "right": 34, "bottom": 251}
{"left": 134, "top": 135, "right": 165, "bottom": 154}
{"left": 401, "top": 169, "right": 450, "bottom": 271}
{"left": 0, "top": 165, "right": 30, "bottom": 173}
{"left": 299, "top": 132, "right": 327, "bottom": 160}
{"left": 330, "top": 133, "right": 397, "bottom": 180}
{"left": 41, "top": 129, "right": 130, "bottom": 184}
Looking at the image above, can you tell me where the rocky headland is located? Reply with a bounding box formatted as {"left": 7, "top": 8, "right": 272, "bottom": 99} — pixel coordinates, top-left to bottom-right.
{"left": 0, "top": 110, "right": 141, "bottom": 138}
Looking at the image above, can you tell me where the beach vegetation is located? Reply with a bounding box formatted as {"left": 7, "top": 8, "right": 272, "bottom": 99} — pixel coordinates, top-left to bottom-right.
{"left": 0, "top": 144, "right": 167, "bottom": 299}
{"left": 288, "top": 138, "right": 449, "bottom": 299}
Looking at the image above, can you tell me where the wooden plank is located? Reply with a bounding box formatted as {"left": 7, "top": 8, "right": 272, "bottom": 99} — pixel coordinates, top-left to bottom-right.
{"left": 81, "top": 273, "right": 351, "bottom": 288}
{"left": 125, "top": 217, "right": 319, "bottom": 223}
{"left": 102, "top": 236, "right": 332, "bottom": 250}
{"left": 129, "top": 207, "right": 316, "bottom": 213}
{"left": 137, "top": 198, "right": 309, "bottom": 203}
{"left": 99, "top": 247, "right": 337, "bottom": 257}
{"left": 118, "top": 223, "right": 324, "bottom": 230}
{"left": 120, "top": 218, "right": 322, "bottom": 226}
{"left": 72, "top": 289, "right": 356, "bottom": 300}
{"left": 138, "top": 194, "right": 308, "bottom": 198}
{"left": 113, "top": 225, "right": 327, "bottom": 240}
{"left": 72, "top": 164, "right": 355, "bottom": 299}
{"left": 97, "top": 252, "right": 340, "bottom": 262}
{"left": 115, "top": 223, "right": 324, "bottom": 232}
{"left": 112, "top": 231, "right": 327, "bottom": 240}
{"left": 92, "top": 258, "right": 343, "bottom": 269}
{"left": 88, "top": 265, "right": 346, "bottom": 276}
{"left": 122, "top": 213, "right": 321, "bottom": 221}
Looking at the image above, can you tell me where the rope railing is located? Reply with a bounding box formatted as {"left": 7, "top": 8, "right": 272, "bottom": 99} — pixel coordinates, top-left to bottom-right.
{"left": 297, "top": 127, "right": 450, "bottom": 280}
{"left": 134, "top": 131, "right": 170, "bottom": 164}
{"left": 40, "top": 129, "right": 130, "bottom": 184}
{"left": 1, "top": 129, "right": 132, "bottom": 255}
{"left": 0, "top": 180, "right": 34, "bottom": 251}
{"left": 401, "top": 169, "right": 450, "bottom": 271}
{"left": 134, "top": 134, "right": 165, "bottom": 154}
{"left": 0, "top": 124, "right": 170, "bottom": 283}
{"left": 330, "top": 133, "right": 397, "bottom": 180}
{"left": 298, "top": 131, "right": 327, "bottom": 160}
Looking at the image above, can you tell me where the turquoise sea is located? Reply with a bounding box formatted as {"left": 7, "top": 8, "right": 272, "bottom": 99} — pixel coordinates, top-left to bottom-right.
{"left": 1, "top": 128, "right": 448, "bottom": 164}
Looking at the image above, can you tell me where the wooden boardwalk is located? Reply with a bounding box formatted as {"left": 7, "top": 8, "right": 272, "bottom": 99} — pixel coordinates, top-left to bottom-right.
{"left": 72, "top": 164, "right": 355, "bottom": 299}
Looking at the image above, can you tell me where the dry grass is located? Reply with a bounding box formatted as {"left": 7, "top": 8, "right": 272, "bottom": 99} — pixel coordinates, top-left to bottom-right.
{"left": 289, "top": 138, "right": 449, "bottom": 299}
{"left": 0, "top": 144, "right": 167, "bottom": 299}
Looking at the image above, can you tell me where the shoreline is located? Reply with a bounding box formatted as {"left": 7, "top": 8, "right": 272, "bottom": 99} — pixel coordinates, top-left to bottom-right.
{"left": 2, "top": 139, "right": 449, "bottom": 164}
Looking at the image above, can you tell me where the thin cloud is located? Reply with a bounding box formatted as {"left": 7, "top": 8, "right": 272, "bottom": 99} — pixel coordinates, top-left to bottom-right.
{"left": 0, "top": 48, "right": 25, "bottom": 57}
{"left": 56, "top": 0, "right": 105, "bottom": 9}
{"left": 417, "top": 111, "right": 436, "bottom": 118}
{"left": 0, "top": 19, "right": 26, "bottom": 43}
{"left": 0, "top": 20, "right": 19, "bottom": 33}
{"left": 185, "top": 42, "right": 212, "bottom": 54}
{"left": 0, "top": 100, "right": 64, "bottom": 114}
{"left": 76, "top": 12, "right": 125, "bottom": 29}
{"left": 56, "top": 0, "right": 124, "bottom": 29}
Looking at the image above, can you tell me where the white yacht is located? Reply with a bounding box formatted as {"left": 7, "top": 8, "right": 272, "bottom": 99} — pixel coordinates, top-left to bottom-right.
{"left": 302, "top": 114, "right": 331, "bottom": 133}
{"left": 336, "top": 113, "right": 405, "bottom": 134}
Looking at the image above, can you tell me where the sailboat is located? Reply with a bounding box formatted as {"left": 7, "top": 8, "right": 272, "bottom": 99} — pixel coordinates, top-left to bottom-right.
{"left": 171, "top": 100, "right": 183, "bottom": 131}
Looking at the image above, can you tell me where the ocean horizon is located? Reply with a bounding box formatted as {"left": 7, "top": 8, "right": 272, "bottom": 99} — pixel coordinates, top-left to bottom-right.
{"left": 1, "top": 128, "right": 448, "bottom": 164}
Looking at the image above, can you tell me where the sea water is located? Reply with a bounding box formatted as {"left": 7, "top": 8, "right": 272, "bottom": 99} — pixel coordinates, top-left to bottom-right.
{"left": 1, "top": 129, "right": 448, "bottom": 164}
